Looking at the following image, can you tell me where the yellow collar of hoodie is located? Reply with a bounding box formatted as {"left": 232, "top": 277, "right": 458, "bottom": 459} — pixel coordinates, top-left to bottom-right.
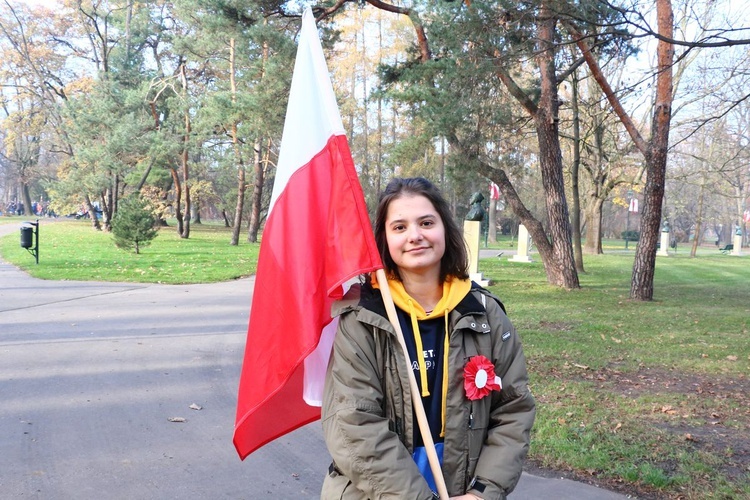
{"left": 376, "top": 276, "right": 472, "bottom": 319}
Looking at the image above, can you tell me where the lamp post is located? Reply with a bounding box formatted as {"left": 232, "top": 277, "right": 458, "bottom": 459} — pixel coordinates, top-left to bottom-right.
{"left": 625, "top": 189, "right": 634, "bottom": 250}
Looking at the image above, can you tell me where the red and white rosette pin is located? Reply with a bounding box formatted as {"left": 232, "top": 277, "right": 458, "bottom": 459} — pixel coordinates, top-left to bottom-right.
{"left": 464, "top": 355, "right": 502, "bottom": 401}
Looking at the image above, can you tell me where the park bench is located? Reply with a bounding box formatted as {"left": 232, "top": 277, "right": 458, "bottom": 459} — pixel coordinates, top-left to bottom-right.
{"left": 719, "top": 243, "right": 733, "bottom": 254}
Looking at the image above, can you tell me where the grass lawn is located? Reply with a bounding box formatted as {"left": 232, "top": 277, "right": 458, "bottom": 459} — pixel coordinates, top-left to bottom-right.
{"left": 1, "top": 217, "right": 748, "bottom": 498}
{"left": 0, "top": 217, "right": 259, "bottom": 283}
{"left": 481, "top": 253, "right": 749, "bottom": 499}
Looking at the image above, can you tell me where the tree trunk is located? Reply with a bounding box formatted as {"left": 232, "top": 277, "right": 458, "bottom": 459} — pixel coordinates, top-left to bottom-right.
{"left": 170, "top": 167, "right": 184, "bottom": 235}
{"left": 112, "top": 172, "right": 119, "bottom": 221}
{"left": 532, "top": 6, "right": 579, "bottom": 288}
{"left": 84, "top": 194, "right": 101, "bottom": 231}
{"left": 181, "top": 127, "right": 191, "bottom": 239}
{"left": 569, "top": 67, "right": 585, "bottom": 272}
{"left": 690, "top": 175, "right": 706, "bottom": 257}
{"left": 191, "top": 200, "right": 201, "bottom": 224}
{"left": 229, "top": 38, "right": 245, "bottom": 247}
{"left": 136, "top": 158, "right": 155, "bottom": 191}
{"left": 583, "top": 196, "right": 605, "bottom": 254}
{"left": 231, "top": 150, "right": 246, "bottom": 246}
{"left": 100, "top": 191, "right": 111, "bottom": 232}
{"left": 630, "top": 0, "right": 674, "bottom": 301}
{"left": 21, "top": 182, "right": 33, "bottom": 217}
{"left": 247, "top": 137, "right": 265, "bottom": 243}
{"left": 246, "top": 37, "right": 269, "bottom": 244}
{"left": 180, "top": 63, "right": 191, "bottom": 239}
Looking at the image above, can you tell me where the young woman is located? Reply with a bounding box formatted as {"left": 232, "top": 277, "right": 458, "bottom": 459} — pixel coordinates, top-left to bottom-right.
{"left": 322, "top": 177, "right": 535, "bottom": 499}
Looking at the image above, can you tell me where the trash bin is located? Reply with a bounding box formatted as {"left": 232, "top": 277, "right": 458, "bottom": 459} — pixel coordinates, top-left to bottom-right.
{"left": 20, "top": 225, "right": 34, "bottom": 248}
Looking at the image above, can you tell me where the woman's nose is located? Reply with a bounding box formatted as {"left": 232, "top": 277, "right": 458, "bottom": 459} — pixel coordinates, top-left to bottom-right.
{"left": 407, "top": 225, "right": 423, "bottom": 242}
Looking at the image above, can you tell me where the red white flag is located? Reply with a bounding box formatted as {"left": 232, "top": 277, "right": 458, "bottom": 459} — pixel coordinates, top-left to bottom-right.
{"left": 629, "top": 197, "right": 638, "bottom": 213}
{"left": 489, "top": 182, "right": 500, "bottom": 201}
{"left": 233, "top": 7, "right": 382, "bottom": 460}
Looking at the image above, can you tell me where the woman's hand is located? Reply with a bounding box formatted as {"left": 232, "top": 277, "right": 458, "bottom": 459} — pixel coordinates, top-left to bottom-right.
{"left": 449, "top": 495, "right": 482, "bottom": 500}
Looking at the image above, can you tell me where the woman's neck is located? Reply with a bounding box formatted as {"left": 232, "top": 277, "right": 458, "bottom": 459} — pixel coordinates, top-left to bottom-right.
{"left": 399, "top": 271, "right": 442, "bottom": 312}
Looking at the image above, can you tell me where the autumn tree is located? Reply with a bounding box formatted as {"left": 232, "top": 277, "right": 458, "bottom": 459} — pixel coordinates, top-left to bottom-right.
{"left": 0, "top": 1, "right": 70, "bottom": 215}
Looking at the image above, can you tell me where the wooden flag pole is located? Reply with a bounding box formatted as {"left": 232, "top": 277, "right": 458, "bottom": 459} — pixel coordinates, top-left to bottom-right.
{"left": 375, "top": 268, "right": 449, "bottom": 500}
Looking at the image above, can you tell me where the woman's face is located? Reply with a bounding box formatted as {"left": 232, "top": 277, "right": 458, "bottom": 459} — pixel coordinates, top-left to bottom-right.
{"left": 385, "top": 194, "right": 446, "bottom": 280}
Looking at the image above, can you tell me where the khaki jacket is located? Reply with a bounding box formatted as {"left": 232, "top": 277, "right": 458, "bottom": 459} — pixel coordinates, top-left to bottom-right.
{"left": 321, "top": 284, "right": 536, "bottom": 500}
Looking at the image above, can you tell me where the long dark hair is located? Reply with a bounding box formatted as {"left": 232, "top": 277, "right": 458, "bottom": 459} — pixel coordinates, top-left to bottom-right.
{"left": 374, "top": 177, "right": 469, "bottom": 282}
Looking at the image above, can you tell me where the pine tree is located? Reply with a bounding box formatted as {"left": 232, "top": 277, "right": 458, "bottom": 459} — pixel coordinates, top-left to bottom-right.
{"left": 111, "top": 195, "right": 158, "bottom": 254}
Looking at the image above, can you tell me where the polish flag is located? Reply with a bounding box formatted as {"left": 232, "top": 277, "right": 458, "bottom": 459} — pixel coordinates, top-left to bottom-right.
{"left": 629, "top": 197, "right": 638, "bottom": 213}
{"left": 489, "top": 182, "right": 500, "bottom": 200}
{"left": 233, "top": 7, "right": 382, "bottom": 460}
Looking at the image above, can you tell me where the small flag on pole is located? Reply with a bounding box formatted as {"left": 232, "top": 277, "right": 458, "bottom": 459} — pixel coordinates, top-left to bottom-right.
{"left": 233, "top": 7, "right": 382, "bottom": 460}
{"left": 629, "top": 197, "right": 638, "bottom": 213}
{"left": 489, "top": 182, "right": 500, "bottom": 201}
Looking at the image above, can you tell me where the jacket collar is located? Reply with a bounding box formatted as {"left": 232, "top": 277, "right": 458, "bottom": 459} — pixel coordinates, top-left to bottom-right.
{"left": 344, "top": 281, "right": 490, "bottom": 333}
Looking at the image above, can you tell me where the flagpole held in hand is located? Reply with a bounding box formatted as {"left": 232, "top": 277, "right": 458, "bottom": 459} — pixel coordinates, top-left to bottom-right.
{"left": 375, "top": 268, "right": 450, "bottom": 500}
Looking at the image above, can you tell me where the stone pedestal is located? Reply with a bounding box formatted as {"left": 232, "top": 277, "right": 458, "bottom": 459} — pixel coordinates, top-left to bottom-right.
{"left": 732, "top": 233, "right": 743, "bottom": 256}
{"left": 463, "top": 221, "right": 488, "bottom": 286}
{"left": 657, "top": 231, "right": 670, "bottom": 256}
{"left": 510, "top": 224, "right": 533, "bottom": 263}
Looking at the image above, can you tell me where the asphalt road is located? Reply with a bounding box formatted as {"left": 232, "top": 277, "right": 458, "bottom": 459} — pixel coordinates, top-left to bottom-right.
{"left": 0, "top": 220, "right": 629, "bottom": 499}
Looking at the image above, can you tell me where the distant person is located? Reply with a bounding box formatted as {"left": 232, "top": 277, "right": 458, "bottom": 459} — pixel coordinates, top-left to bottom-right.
{"left": 322, "top": 177, "right": 536, "bottom": 499}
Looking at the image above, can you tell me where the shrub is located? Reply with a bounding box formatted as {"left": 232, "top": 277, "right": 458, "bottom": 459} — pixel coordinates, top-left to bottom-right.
{"left": 111, "top": 195, "right": 158, "bottom": 254}
{"left": 621, "top": 230, "right": 640, "bottom": 241}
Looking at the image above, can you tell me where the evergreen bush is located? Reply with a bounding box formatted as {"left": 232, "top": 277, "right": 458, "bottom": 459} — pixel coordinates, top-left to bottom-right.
{"left": 112, "top": 195, "right": 158, "bottom": 254}
{"left": 621, "top": 230, "right": 640, "bottom": 242}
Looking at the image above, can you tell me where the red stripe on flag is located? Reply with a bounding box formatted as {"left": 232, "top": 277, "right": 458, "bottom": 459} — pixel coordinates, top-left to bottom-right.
{"left": 489, "top": 182, "right": 500, "bottom": 200}
{"left": 233, "top": 134, "right": 381, "bottom": 459}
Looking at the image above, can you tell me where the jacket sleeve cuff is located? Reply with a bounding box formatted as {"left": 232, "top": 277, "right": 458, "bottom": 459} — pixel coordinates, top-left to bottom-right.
{"left": 468, "top": 476, "right": 507, "bottom": 500}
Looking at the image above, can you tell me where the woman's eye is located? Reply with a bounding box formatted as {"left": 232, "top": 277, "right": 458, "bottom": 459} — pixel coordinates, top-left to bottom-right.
{"left": 422, "top": 220, "right": 434, "bottom": 227}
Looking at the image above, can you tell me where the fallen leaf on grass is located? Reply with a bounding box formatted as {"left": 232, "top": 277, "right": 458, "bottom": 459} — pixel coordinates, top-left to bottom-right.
{"left": 684, "top": 433, "right": 697, "bottom": 442}
{"left": 611, "top": 337, "right": 622, "bottom": 344}
{"left": 168, "top": 417, "right": 186, "bottom": 423}
{"left": 661, "top": 405, "right": 677, "bottom": 415}
{"left": 572, "top": 363, "right": 589, "bottom": 370}
{"left": 726, "top": 355, "right": 737, "bottom": 361}
{"left": 612, "top": 422, "right": 622, "bottom": 433}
